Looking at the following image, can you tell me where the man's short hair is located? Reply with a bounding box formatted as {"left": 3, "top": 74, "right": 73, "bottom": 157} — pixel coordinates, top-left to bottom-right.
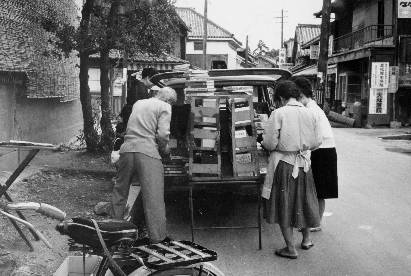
{"left": 275, "top": 80, "right": 300, "bottom": 100}
{"left": 142, "top": 67, "right": 158, "bottom": 79}
{"left": 293, "top": 77, "right": 313, "bottom": 98}
{"left": 154, "top": 87, "right": 177, "bottom": 105}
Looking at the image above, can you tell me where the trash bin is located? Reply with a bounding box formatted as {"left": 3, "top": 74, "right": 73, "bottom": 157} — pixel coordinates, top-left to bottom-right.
{"left": 353, "top": 101, "right": 362, "bottom": 128}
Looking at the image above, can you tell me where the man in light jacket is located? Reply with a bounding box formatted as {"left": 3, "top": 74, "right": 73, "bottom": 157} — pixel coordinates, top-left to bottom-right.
{"left": 111, "top": 87, "right": 177, "bottom": 243}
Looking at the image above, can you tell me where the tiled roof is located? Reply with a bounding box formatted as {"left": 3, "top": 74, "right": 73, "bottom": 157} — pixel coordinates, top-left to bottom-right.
{"left": 0, "top": 0, "right": 80, "bottom": 102}
{"left": 176, "top": 7, "right": 242, "bottom": 46}
{"left": 90, "top": 50, "right": 188, "bottom": 64}
{"left": 257, "top": 55, "right": 277, "bottom": 65}
{"left": 295, "top": 24, "right": 321, "bottom": 45}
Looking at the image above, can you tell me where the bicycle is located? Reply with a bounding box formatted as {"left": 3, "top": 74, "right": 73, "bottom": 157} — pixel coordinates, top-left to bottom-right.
{"left": 1, "top": 202, "right": 225, "bottom": 276}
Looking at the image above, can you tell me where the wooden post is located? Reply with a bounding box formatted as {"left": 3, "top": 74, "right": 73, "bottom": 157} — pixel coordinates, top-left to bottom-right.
{"left": 318, "top": 0, "right": 332, "bottom": 106}
{"left": 121, "top": 51, "right": 128, "bottom": 107}
{"left": 203, "top": 0, "right": 208, "bottom": 70}
{"left": 281, "top": 9, "right": 284, "bottom": 49}
{"left": 245, "top": 35, "right": 249, "bottom": 67}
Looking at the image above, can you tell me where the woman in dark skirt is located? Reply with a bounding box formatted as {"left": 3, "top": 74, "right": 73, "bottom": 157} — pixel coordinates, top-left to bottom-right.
{"left": 261, "top": 81, "right": 322, "bottom": 259}
{"left": 294, "top": 77, "right": 338, "bottom": 230}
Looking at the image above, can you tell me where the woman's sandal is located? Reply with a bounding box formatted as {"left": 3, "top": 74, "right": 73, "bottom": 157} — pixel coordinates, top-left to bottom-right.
{"left": 301, "top": 242, "right": 314, "bottom": 250}
{"left": 275, "top": 248, "right": 298, "bottom": 259}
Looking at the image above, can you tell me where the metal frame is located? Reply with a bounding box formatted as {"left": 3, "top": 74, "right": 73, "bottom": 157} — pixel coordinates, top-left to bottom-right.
{"left": 0, "top": 143, "right": 57, "bottom": 251}
{"left": 188, "top": 178, "right": 263, "bottom": 250}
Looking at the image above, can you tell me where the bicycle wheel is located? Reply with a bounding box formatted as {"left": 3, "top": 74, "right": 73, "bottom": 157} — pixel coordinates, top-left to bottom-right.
{"left": 128, "top": 262, "right": 224, "bottom": 276}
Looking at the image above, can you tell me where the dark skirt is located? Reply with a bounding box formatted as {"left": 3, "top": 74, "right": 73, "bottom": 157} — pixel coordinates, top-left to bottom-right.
{"left": 265, "top": 161, "right": 320, "bottom": 229}
{"left": 311, "top": 148, "right": 338, "bottom": 199}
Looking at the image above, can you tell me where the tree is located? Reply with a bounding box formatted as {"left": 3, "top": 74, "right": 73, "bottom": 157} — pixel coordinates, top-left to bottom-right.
{"left": 253, "top": 40, "right": 269, "bottom": 56}
{"left": 265, "top": 48, "right": 280, "bottom": 60}
{"left": 41, "top": 0, "right": 181, "bottom": 152}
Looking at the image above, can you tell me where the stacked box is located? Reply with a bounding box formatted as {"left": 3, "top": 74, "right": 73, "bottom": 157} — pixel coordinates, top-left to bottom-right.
{"left": 184, "top": 71, "right": 216, "bottom": 101}
{"left": 188, "top": 97, "right": 221, "bottom": 179}
{"left": 227, "top": 96, "right": 259, "bottom": 177}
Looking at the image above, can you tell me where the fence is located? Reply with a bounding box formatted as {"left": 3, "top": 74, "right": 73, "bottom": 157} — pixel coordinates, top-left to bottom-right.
{"left": 333, "top": 25, "right": 393, "bottom": 54}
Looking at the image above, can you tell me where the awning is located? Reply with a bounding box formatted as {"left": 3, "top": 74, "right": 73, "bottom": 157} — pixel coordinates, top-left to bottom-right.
{"left": 293, "top": 65, "right": 318, "bottom": 77}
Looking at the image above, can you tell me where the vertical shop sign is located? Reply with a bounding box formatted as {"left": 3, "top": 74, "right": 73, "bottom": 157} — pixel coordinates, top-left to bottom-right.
{"left": 388, "top": 66, "right": 399, "bottom": 93}
{"left": 310, "top": 45, "right": 320, "bottom": 60}
{"left": 369, "top": 88, "right": 388, "bottom": 114}
{"left": 398, "top": 1, "right": 411, "bottom": 18}
{"left": 279, "top": 48, "right": 286, "bottom": 65}
{"left": 370, "top": 62, "right": 389, "bottom": 114}
{"left": 371, "top": 62, "right": 389, "bottom": 88}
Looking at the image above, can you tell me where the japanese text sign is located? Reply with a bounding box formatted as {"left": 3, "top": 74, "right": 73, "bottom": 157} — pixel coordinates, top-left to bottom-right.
{"left": 371, "top": 62, "right": 389, "bottom": 89}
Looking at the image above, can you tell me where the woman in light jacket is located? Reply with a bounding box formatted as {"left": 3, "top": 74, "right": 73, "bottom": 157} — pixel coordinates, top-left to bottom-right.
{"left": 260, "top": 80, "right": 322, "bottom": 259}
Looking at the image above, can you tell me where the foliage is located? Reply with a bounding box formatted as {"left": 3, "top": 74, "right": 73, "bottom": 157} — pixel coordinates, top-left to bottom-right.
{"left": 40, "top": 0, "right": 181, "bottom": 152}
{"left": 265, "top": 48, "right": 279, "bottom": 60}
{"left": 253, "top": 40, "right": 269, "bottom": 56}
{"left": 41, "top": 0, "right": 180, "bottom": 59}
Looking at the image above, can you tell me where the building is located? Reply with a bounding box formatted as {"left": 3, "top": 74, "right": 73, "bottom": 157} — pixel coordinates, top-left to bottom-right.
{"left": 88, "top": 51, "right": 189, "bottom": 115}
{"left": 284, "top": 38, "right": 295, "bottom": 64}
{"left": 255, "top": 55, "right": 278, "bottom": 68}
{"left": 0, "top": 0, "right": 83, "bottom": 144}
{"left": 320, "top": 0, "right": 411, "bottom": 126}
{"left": 291, "top": 24, "right": 321, "bottom": 68}
{"left": 176, "top": 7, "right": 253, "bottom": 69}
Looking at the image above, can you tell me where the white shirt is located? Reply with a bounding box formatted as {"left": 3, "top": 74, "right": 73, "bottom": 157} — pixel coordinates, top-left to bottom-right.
{"left": 306, "top": 99, "right": 335, "bottom": 148}
{"left": 261, "top": 99, "right": 322, "bottom": 199}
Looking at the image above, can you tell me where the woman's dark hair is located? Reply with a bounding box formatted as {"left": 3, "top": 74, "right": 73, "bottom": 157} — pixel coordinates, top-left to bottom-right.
{"left": 274, "top": 80, "right": 300, "bottom": 100}
{"left": 142, "top": 67, "right": 158, "bottom": 79}
{"left": 293, "top": 77, "right": 313, "bottom": 98}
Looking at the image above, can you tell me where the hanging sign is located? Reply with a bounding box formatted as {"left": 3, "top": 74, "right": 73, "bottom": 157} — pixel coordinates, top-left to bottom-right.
{"left": 388, "top": 66, "right": 399, "bottom": 93}
{"left": 310, "top": 45, "right": 320, "bottom": 60}
{"left": 369, "top": 88, "right": 388, "bottom": 114}
{"left": 279, "top": 48, "right": 286, "bottom": 65}
{"left": 398, "top": 1, "right": 411, "bottom": 18}
{"left": 328, "top": 35, "right": 334, "bottom": 57}
{"left": 371, "top": 62, "right": 389, "bottom": 88}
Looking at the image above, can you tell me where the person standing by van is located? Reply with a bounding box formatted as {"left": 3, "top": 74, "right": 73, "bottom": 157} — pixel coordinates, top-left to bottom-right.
{"left": 294, "top": 77, "right": 338, "bottom": 231}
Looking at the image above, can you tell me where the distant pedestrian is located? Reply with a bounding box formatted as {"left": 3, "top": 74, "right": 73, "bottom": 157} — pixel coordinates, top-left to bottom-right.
{"left": 260, "top": 80, "right": 322, "bottom": 259}
{"left": 294, "top": 77, "right": 338, "bottom": 231}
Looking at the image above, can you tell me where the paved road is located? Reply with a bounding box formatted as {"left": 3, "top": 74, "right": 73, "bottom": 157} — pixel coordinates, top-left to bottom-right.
{"left": 167, "top": 128, "right": 411, "bottom": 276}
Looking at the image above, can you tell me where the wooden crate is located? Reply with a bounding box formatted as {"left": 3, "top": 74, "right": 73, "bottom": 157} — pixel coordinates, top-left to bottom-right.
{"left": 227, "top": 96, "right": 260, "bottom": 177}
{"left": 188, "top": 97, "right": 221, "bottom": 178}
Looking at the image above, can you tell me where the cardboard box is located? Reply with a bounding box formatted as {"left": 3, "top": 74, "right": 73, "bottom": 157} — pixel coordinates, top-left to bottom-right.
{"left": 54, "top": 255, "right": 103, "bottom": 276}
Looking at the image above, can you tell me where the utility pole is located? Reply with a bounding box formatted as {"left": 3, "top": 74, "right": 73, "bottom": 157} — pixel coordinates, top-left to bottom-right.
{"left": 318, "top": 0, "right": 331, "bottom": 107}
{"left": 281, "top": 9, "right": 284, "bottom": 48}
{"left": 202, "top": 0, "right": 208, "bottom": 70}
{"left": 245, "top": 35, "right": 249, "bottom": 67}
{"left": 275, "top": 10, "right": 287, "bottom": 49}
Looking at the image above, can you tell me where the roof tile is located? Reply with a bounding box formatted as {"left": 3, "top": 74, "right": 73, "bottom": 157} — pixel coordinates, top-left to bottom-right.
{"left": 176, "top": 7, "right": 241, "bottom": 46}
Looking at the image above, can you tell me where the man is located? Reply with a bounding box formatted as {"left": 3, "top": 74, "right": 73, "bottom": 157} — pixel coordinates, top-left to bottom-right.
{"left": 111, "top": 87, "right": 177, "bottom": 243}
{"left": 130, "top": 67, "right": 159, "bottom": 101}
{"left": 113, "top": 68, "right": 159, "bottom": 151}
{"left": 294, "top": 77, "right": 339, "bottom": 232}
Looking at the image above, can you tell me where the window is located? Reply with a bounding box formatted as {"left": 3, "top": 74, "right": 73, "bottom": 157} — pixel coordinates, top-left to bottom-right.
{"left": 377, "top": 0, "right": 385, "bottom": 38}
{"left": 194, "top": 41, "right": 203, "bottom": 51}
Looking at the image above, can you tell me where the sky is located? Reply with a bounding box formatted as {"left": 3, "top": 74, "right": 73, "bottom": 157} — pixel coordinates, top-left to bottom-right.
{"left": 175, "top": 0, "right": 323, "bottom": 51}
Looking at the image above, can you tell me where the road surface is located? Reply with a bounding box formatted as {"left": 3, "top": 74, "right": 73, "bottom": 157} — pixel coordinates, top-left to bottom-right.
{"left": 167, "top": 127, "right": 411, "bottom": 276}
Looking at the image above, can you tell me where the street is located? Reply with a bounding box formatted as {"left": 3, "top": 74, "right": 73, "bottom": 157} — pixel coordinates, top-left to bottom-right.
{"left": 167, "top": 128, "right": 411, "bottom": 276}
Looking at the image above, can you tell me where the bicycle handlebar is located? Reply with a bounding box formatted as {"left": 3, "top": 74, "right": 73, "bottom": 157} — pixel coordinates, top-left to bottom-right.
{"left": 7, "top": 202, "right": 66, "bottom": 221}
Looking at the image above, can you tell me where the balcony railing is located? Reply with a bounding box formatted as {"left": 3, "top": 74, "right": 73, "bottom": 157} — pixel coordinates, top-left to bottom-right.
{"left": 333, "top": 25, "right": 393, "bottom": 54}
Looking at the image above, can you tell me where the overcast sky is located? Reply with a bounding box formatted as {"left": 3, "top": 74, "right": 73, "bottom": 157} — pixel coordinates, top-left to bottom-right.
{"left": 175, "top": 0, "right": 323, "bottom": 50}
